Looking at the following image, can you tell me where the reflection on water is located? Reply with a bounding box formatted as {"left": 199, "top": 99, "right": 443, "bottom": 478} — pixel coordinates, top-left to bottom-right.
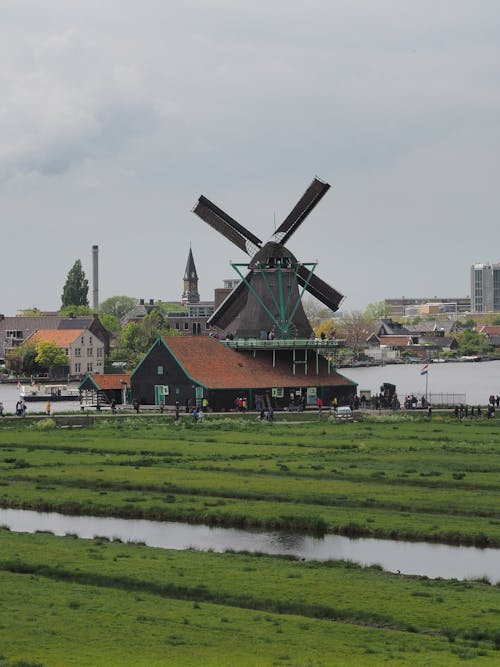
{"left": 1, "top": 508, "right": 499, "bottom": 583}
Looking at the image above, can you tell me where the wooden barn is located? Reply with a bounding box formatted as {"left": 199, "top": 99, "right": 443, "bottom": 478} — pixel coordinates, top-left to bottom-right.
{"left": 79, "top": 373, "right": 131, "bottom": 406}
{"left": 130, "top": 336, "right": 357, "bottom": 411}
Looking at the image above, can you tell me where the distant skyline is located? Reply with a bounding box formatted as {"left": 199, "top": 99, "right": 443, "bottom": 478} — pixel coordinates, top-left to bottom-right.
{"left": 1, "top": 1, "right": 499, "bottom": 316}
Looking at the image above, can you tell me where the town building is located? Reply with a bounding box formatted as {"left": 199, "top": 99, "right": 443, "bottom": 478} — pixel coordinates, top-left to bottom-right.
{"left": 24, "top": 327, "right": 106, "bottom": 378}
{"left": 384, "top": 297, "right": 470, "bottom": 317}
{"left": 470, "top": 263, "right": 500, "bottom": 313}
{"left": 181, "top": 247, "right": 200, "bottom": 305}
{"left": 0, "top": 314, "right": 109, "bottom": 364}
{"left": 120, "top": 248, "right": 239, "bottom": 335}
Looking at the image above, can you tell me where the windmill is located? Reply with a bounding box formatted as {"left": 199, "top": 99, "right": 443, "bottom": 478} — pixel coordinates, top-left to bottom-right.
{"left": 193, "top": 177, "right": 344, "bottom": 339}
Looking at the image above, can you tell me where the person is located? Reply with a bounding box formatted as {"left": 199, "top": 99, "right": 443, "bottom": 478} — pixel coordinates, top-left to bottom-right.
{"left": 267, "top": 405, "right": 274, "bottom": 422}
{"left": 427, "top": 403, "right": 432, "bottom": 418}
{"left": 159, "top": 401, "right": 165, "bottom": 414}
{"left": 0, "top": 401, "right": 4, "bottom": 417}
{"left": 317, "top": 397, "right": 323, "bottom": 415}
{"left": 133, "top": 399, "right": 140, "bottom": 413}
{"left": 175, "top": 401, "right": 180, "bottom": 422}
{"left": 21, "top": 400, "right": 27, "bottom": 416}
{"left": 111, "top": 399, "right": 117, "bottom": 413}
{"left": 197, "top": 408, "right": 204, "bottom": 422}
{"left": 45, "top": 401, "right": 51, "bottom": 416}
{"left": 192, "top": 406, "right": 198, "bottom": 422}
{"left": 202, "top": 397, "right": 208, "bottom": 412}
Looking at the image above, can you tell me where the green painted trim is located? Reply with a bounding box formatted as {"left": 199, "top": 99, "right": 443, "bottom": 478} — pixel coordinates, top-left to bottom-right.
{"left": 78, "top": 374, "right": 99, "bottom": 391}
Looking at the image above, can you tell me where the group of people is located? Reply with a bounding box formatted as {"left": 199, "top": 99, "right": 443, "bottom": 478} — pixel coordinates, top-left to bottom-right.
{"left": 15, "top": 399, "right": 27, "bottom": 416}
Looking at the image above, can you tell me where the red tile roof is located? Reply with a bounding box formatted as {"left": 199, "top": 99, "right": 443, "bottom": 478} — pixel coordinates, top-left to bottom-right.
{"left": 88, "top": 373, "right": 130, "bottom": 390}
{"left": 476, "top": 325, "right": 500, "bottom": 336}
{"left": 25, "top": 329, "right": 84, "bottom": 347}
{"left": 378, "top": 335, "right": 413, "bottom": 347}
{"left": 161, "top": 337, "right": 355, "bottom": 389}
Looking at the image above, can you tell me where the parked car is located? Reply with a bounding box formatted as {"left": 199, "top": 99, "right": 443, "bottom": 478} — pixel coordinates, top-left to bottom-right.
{"left": 335, "top": 406, "right": 353, "bottom": 422}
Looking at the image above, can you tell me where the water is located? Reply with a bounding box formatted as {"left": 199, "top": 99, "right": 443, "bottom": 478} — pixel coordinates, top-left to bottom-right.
{"left": 340, "top": 359, "right": 500, "bottom": 406}
{"left": 1, "top": 508, "right": 499, "bottom": 583}
{"left": 0, "top": 382, "right": 80, "bottom": 414}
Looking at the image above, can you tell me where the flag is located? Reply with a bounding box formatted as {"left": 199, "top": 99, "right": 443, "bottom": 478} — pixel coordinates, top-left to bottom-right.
{"left": 420, "top": 364, "right": 429, "bottom": 376}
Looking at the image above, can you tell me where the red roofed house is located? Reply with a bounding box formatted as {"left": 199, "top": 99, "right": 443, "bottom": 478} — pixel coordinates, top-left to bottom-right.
{"left": 25, "top": 328, "right": 106, "bottom": 379}
{"left": 130, "top": 336, "right": 357, "bottom": 410}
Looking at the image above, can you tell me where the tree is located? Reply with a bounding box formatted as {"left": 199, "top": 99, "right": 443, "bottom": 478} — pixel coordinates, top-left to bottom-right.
{"left": 100, "top": 296, "right": 137, "bottom": 320}
{"left": 365, "top": 301, "right": 393, "bottom": 320}
{"left": 19, "top": 344, "right": 40, "bottom": 375}
{"left": 61, "top": 260, "right": 89, "bottom": 309}
{"left": 35, "top": 341, "right": 68, "bottom": 376}
{"left": 339, "top": 311, "right": 372, "bottom": 360}
{"left": 111, "top": 312, "right": 181, "bottom": 369}
{"left": 302, "top": 297, "right": 335, "bottom": 328}
{"left": 100, "top": 313, "right": 121, "bottom": 334}
{"left": 59, "top": 305, "right": 93, "bottom": 317}
{"left": 455, "top": 330, "right": 491, "bottom": 356}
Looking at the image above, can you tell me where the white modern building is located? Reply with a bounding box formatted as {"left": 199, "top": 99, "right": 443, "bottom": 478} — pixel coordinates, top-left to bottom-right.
{"left": 471, "top": 263, "right": 500, "bottom": 313}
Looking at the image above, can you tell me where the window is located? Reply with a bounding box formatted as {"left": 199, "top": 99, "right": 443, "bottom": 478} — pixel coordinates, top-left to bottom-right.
{"left": 75, "top": 363, "right": 81, "bottom": 373}
{"left": 75, "top": 348, "right": 81, "bottom": 357}
{"left": 184, "top": 322, "right": 189, "bottom": 330}
{"left": 81, "top": 337, "right": 84, "bottom": 344}
{"left": 272, "top": 387, "right": 284, "bottom": 398}
{"left": 87, "top": 362, "right": 93, "bottom": 372}
{"left": 175, "top": 323, "right": 180, "bottom": 330}
{"left": 97, "top": 348, "right": 103, "bottom": 357}
{"left": 6, "top": 330, "right": 22, "bottom": 339}
{"left": 89, "top": 336, "right": 93, "bottom": 344}
{"left": 157, "top": 365, "right": 164, "bottom": 375}
{"left": 87, "top": 348, "right": 93, "bottom": 356}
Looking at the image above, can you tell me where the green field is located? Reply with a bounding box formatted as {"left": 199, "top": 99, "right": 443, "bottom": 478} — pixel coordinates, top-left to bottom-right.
{"left": 1, "top": 415, "right": 500, "bottom": 665}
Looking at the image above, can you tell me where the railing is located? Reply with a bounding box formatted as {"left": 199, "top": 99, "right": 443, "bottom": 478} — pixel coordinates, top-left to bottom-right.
{"left": 220, "top": 338, "right": 346, "bottom": 350}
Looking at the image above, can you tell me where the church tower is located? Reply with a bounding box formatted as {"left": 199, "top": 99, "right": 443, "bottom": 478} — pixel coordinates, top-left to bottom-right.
{"left": 181, "top": 246, "right": 200, "bottom": 305}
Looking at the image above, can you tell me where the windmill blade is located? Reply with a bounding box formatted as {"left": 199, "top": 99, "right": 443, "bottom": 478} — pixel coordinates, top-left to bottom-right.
{"left": 208, "top": 276, "right": 250, "bottom": 331}
{"left": 273, "top": 177, "right": 331, "bottom": 245}
{"left": 297, "top": 266, "right": 344, "bottom": 312}
{"left": 193, "top": 195, "right": 262, "bottom": 256}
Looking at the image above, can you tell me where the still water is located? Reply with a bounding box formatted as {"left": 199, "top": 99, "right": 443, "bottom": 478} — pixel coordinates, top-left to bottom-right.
{"left": 0, "top": 382, "right": 80, "bottom": 414}
{"left": 340, "top": 359, "right": 500, "bottom": 406}
{"left": 1, "top": 508, "right": 499, "bottom": 583}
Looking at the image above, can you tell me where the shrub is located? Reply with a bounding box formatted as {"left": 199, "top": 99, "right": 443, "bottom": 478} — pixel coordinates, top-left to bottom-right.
{"left": 36, "top": 418, "right": 56, "bottom": 430}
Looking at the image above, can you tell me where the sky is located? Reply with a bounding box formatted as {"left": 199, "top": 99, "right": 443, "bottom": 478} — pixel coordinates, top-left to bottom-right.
{"left": 1, "top": 1, "right": 499, "bottom": 316}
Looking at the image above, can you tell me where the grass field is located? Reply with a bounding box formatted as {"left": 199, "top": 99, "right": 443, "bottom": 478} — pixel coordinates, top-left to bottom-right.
{"left": 1, "top": 414, "right": 500, "bottom": 665}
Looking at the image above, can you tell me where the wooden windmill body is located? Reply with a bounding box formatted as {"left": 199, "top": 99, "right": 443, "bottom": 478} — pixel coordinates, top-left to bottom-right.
{"left": 193, "top": 178, "right": 344, "bottom": 340}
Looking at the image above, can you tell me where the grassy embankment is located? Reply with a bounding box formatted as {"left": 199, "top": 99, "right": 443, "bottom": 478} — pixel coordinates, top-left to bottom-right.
{"left": 1, "top": 527, "right": 500, "bottom": 665}
{"left": 2, "top": 415, "right": 500, "bottom": 665}
{"left": 2, "top": 415, "right": 500, "bottom": 545}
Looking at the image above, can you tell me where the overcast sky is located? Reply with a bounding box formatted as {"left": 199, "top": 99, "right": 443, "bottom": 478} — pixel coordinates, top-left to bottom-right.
{"left": 1, "top": 1, "right": 499, "bottom": 316}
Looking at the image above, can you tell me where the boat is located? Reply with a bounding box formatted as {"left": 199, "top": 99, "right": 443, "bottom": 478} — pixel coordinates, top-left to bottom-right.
{"left": 19, "top": 384, "right": 80, "bottom": 402}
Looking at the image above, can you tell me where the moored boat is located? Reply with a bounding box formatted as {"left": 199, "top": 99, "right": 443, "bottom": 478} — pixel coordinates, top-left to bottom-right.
{"left": 19, "top": 384, "right": 80, "bottom": 402}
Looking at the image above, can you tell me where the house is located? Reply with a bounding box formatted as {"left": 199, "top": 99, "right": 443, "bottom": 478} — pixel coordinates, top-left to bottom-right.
{"left": 25, "top": 328, "right": 106, "bottom": 379}
{"left": 79, "top": 373, "right": 131, "bottom": 405}
{"left": 130, "top": 336, "right": 357, "bottom": 410}
{"left": 0, "top": 314, "right": 110, "bottom": 362}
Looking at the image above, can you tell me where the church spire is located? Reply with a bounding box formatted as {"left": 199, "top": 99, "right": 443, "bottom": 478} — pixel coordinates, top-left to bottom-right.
{"left": 181, "top": 246, "right": 200, "bottom": 304}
